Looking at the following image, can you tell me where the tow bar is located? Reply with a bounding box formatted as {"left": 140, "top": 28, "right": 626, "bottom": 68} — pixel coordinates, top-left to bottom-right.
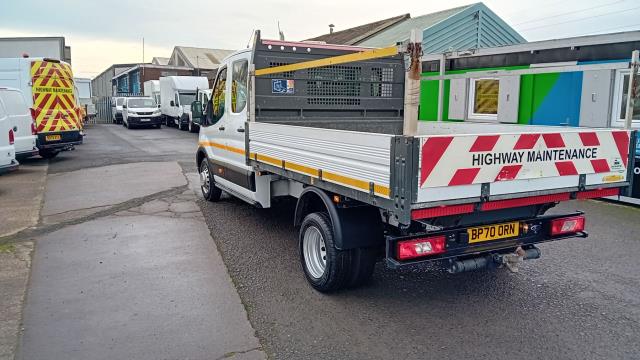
{"left": 448, "top": 246, "right": 541, "bottom": 274}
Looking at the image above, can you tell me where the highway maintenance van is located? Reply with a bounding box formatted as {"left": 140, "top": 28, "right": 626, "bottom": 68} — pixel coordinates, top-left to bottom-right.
{"left": 0, "top": 57, "right": 83, "bottom": 159}
{"left": 193, "top": 31, "right": 636, "bottom": 292}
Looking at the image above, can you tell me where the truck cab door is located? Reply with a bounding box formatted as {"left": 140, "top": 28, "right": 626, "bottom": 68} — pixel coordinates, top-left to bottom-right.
{"left": 199, "top": 66, "right": 228, "bottom": 166}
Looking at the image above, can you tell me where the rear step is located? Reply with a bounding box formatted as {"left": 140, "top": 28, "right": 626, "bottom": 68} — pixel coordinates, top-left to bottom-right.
{"left": 448, "top": 246, "right": 541, "bottom": 274}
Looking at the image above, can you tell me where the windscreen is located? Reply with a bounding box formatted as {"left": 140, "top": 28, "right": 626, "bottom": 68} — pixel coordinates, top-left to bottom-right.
{"left": 178, "top": 93, "right": 196, "bottom": 107}
{"left": 128, "top": 98, "right": 156, "bottom": 108}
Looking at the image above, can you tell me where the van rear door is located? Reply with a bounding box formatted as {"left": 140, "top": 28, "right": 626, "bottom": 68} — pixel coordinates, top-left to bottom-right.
{"left": 30, "top": 60, "right": 81, "bottom": 134}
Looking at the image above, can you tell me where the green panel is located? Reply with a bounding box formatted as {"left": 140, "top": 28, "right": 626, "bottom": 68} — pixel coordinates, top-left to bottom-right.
{"left": 420, "top": 65, "right": 530, "bottom": 122}
{"left": 518, "top": 74, "right": 534, "bottom": 124}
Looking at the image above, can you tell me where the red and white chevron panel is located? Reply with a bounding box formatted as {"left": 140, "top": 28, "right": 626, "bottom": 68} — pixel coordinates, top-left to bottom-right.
{"left": 419, "top": 130, "right": 631, "bottom": 189}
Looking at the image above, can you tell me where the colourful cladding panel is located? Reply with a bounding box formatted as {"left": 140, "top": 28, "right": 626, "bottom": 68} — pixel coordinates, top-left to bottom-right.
{"left": 527, "top": 72, "right": 583, "bottom": 127}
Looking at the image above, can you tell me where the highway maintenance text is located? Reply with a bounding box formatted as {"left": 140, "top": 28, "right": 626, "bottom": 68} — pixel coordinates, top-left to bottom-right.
{"left": 472, "top": 148, "right": 599, "bottom": 166}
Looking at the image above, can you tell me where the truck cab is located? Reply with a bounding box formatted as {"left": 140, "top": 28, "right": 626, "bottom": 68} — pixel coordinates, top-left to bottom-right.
{"left": 187, "top": 89, "right": 212, "bottom": 133}
{"left": 159, "top": 76, "right": 208, "bottom": 131}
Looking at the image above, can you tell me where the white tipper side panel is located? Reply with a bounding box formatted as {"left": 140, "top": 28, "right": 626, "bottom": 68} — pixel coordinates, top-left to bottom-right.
{"left": 416, "top": 126, "right": 632, "bottom": 203}
{"left": 249, "top": 122, "right": 393, "bottom": 196}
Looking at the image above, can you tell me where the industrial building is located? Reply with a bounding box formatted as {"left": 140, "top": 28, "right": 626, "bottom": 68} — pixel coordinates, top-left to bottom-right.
{"left": 0, "top": 36, "right": 71, "bottom": 63}
{"left": 307, "top": 3, "right": 525, "bottom": 53}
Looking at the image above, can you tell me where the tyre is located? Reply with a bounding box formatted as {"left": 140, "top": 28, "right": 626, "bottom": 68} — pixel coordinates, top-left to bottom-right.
{"left": 179, "top": 121, "right": 188, "bottom": 131}
{"left": 299, "top": 212, "right": 376, "bottom": 292}
{"left": 124, "top": 121, "right": 129, "bottom": 129}
{"left": 200, "top": 159, "right": 222, "bottom": 202}
{"left": 39, "top": 149, "right": 59, "bottom": 159}
{"left": 188, "top": 120, "right": 199, "bottom": 133}
{"left": 155, "top": 124, "right": 161, "bottom": 129}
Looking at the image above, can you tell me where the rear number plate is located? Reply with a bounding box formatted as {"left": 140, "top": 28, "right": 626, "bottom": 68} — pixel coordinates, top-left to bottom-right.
{"left": 468, "top": 222, "right": 519, "bottom": 243}
{"left": 140, "top": 118, "right": 150, "bottom": 122}
{"left": 45, "top": 135, "right": 61, "bottom": 141}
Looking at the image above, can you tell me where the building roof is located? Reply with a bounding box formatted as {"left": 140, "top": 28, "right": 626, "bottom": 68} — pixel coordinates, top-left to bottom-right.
{"left": 170, "top": 46, "right": 236, "bottom": 69}
{"left": 306, "top": 14, "right": 410, "bottom": 45}
{"left": 359, "top": 3, "right": 525, "bottom": 52}
{"left": 152, "top": 57, "right": 169, "bottom": 65}
{"left": 111, "top": 64, "right": 194, "bottom": 80}
{"left": 357, "top": 5, "right": 473, "bottom": 47}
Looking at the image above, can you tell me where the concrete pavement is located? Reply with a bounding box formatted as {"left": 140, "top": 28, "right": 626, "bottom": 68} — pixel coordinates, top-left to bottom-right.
{"left": 0, "top": 160, "right": 48, "bottom": 237}
{"left": 3, "top": 125, "right": 265, "bottom": 360}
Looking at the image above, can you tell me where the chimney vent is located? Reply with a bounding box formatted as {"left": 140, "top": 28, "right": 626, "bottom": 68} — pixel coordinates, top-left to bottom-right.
{"left": 329, "top": 24, "right": 335, "bottom": 34}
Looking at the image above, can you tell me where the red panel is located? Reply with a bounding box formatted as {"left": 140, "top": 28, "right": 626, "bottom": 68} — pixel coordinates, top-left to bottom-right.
{"left": 576, "top": 188, "right": 619, "bottom": 199}
{"left": 420, "top": 137, "right": 454, "bottom": 186}
{"left": 542, "top": 133, "right": 566, "bottom": 148}
{"left": 495, "top": 165, "right": 522, "bottom": 181}
{"left": 448, "top": 168, "right": 481, "bottom": 186}
{"left": 555, "top": 161, "right": 578, "bottom": 176}
{"left": 611, "top": 131, "right": 630, "bottom": 168}
{"left": 411, "top": 204, "right": 475, "bottom": 220}
{"left": 513, "top": 133, "right": 541, "bottom": 150}
{"left": 578, "top": 132, "right": 600, "bottom": 147}
{"left": 590, "top": 159, "right": 610, "bottom": 173}
{"left": 481, "top": 193, "right": 571, "bottom": 211}
{"left": 469, "top": 135, "right": 500, "bottom": 152}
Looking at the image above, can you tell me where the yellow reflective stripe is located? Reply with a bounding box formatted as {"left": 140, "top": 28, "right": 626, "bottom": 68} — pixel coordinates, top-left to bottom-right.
{"left": 255, "top": 46, "right": 399, "bottom": 76}
{"left": 198, "top": 141, "right": 390, "bottom": 197}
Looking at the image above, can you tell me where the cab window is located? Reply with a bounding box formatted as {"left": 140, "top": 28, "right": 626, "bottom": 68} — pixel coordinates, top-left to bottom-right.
{"left": 174, "top": 93, "right": 179, "bottom": 107}
{"left": 231, "top": 60, "right": 248, "bottom": 113}
{"left": 205, "top": 67, "right": 227, "bottom": 126}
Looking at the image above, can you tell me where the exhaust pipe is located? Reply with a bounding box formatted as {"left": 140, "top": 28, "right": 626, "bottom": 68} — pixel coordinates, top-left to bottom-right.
{"left": 448, "top": 246, "right": 541, "bottom": 274}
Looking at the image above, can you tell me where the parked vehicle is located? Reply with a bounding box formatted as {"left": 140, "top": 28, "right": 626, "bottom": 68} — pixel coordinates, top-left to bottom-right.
{"left": 0, "top": 57, "right": 83, "bottom": 159}
{"left": 188, "top": 89, "right": 211, "bottom": 133}
{"left": 143, "top": 80, "right": 161, "bottom": 105}
{"left": 111, "top": 97, "right": 125, "bottom": 124}
{"left": 0, "top": 98, "right": 18, "bottom": 175}
{"left": 159, "top": 76, "right": 208, "bottom": 131}
{"left": 194, "top": 32, "right": 636, "bottom": 292}
{"left": 0, "top": 88, "right": 38, "bottom": 160}
{"left": 122, "top": 97, "right": 162, "bottom": 129}
{"left": 74, "top": 77, "right": 94, "bottom": 124}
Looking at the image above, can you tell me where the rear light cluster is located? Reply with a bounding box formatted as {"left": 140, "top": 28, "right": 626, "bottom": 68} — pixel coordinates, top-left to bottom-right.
{"left": 29, "top": 108, "right": 38, "bottom": 135}
{"left": 550, "top": 216, "right": 585, "bottom": 236}
{"left": 397, "top": 235, "right": 446, "bottom": 260}
{"left": 8, "top": 129, "right": 14, "bottom": 145}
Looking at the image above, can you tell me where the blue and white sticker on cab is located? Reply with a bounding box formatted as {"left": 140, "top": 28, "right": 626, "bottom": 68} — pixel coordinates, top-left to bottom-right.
{"left": 272, "top": 79, "right": 294, "bottom": 94}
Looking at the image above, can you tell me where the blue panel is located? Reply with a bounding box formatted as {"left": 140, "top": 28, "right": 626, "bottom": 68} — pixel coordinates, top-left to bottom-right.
{"left": 530, "top": 72, "right": 583, "bottom": 127}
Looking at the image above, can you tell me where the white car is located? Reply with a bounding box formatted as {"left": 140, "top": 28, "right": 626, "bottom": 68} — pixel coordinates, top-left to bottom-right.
{"left": 122, "top": 97, "right": 162, "bottom": 129}
{"left": 0, "top": 88, "right": 38, "bottom": 160}
{"left": 111, "top": 97, "right": 125, "bottom": 124}
{"left": 0, "top": 95, "right": 18, "bottom": 175}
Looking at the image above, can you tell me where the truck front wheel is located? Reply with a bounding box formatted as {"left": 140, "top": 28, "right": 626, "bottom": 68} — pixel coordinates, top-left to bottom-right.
{"left": 299, "top": 212, "right": 376, "bottom": 292}
{"left": 200, "top": 159, "right": 222, "bottom": 202}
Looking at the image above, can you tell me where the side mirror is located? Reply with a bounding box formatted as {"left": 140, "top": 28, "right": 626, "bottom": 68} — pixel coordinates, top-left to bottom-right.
{"left": 191, "top": 101, "right": 203, "bottom": 124}
{"left": 157, "top": 104, "right": 161, "bottom": 108}
{"left": 170, "top": 100, "right": 175, "bottom": 107}
{"left": 122, "top": 104, "right": 127, "bottom": 109}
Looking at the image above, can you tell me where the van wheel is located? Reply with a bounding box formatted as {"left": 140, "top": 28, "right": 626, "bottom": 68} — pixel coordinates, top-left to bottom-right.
{"left": 39, "top": 149, "right": 59, "bottom": 159}
{"left": 299, "top": 212, "right": 376, "bottom": 292}
{"left": 188, "top": 121, "right": 199, "bottom": 133}
{"left": 200, "top": 159, "right": 222, "bottom": 202}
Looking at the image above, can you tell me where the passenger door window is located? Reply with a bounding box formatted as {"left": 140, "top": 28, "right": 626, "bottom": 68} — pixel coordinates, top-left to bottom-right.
{"left": 231, "top": 60, "right": 248, "bottom": 113}
{"left": 205, "top": 67, "right": 227, "bottom": 126}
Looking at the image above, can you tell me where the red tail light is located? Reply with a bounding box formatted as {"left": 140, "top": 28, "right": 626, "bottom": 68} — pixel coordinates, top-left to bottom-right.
{"left": 550, "top": 216, "right": 585, "bottom": 236}
{"left": 397, "top": 235, "right": 446, "bottom": 260}
{"left": 9, "top": 129, "right": 15, "bottom": 145}
{"left": 31, "top": 121, "right": 37, "bottom": 135}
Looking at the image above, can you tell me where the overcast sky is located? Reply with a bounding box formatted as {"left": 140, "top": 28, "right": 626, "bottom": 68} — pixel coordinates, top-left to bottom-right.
{"left": 1, "top": 0, "right": 639, "bottom": 78}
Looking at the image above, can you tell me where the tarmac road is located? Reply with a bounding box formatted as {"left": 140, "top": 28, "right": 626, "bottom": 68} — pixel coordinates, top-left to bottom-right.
{"left": 12, "top": 124, "right": 638, "bottom": 360}
{"left": 199, "top": 192, "right": 640, "bottom": 359}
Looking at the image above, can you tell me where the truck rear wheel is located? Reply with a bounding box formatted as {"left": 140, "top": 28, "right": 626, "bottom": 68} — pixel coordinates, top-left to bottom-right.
{"left": 299, "top": 212, "right": 376, "bottom": 292}
{"left": 200, "top": 159, "right": 222, "bottom": 202}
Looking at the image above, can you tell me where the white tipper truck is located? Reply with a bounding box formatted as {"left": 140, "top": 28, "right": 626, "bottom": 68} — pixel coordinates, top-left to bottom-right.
{"left": 143, "top": 80, "right": 161, "bottom": 106}
{"left": 192, "top": 31, "right": 636, "bottom": 292}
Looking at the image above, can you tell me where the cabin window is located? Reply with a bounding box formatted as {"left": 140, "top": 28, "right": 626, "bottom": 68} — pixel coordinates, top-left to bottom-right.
{"left": 206, "top": 67, "right": 227, "bottom": 126}
{"left": 612, "top": 70, "right": 640, "bottom": 126}
{"left": 468, "top": 78, "right": 499, "bottom": 121}
{"left": 231, "top": 60, "right": 248, "bottom": 113}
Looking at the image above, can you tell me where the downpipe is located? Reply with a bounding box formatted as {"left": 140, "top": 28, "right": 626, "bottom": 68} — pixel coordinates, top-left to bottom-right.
{"left": 448, "top": 246, "right": 541, "bottom": 274}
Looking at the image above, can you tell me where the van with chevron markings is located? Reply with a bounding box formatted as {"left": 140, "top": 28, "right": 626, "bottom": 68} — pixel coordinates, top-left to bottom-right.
{"left": 0, "top": 57, "right": 83, "bottom": 159}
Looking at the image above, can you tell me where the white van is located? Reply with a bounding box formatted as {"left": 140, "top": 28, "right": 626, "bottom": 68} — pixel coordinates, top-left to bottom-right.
{"left": 0, "top": 98, "right": 18, "bottom": 175}
{"left": 0, "top": 88, "right": 38, "bottom": 160}
{"left": 122, "top": 97, "right": 162, "bottom": 129}
{"left": 159, "top": 76, "right": 208, "bottom": 130}
{"left": 111, "top": 97, "right": 125, "bottom": 124}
